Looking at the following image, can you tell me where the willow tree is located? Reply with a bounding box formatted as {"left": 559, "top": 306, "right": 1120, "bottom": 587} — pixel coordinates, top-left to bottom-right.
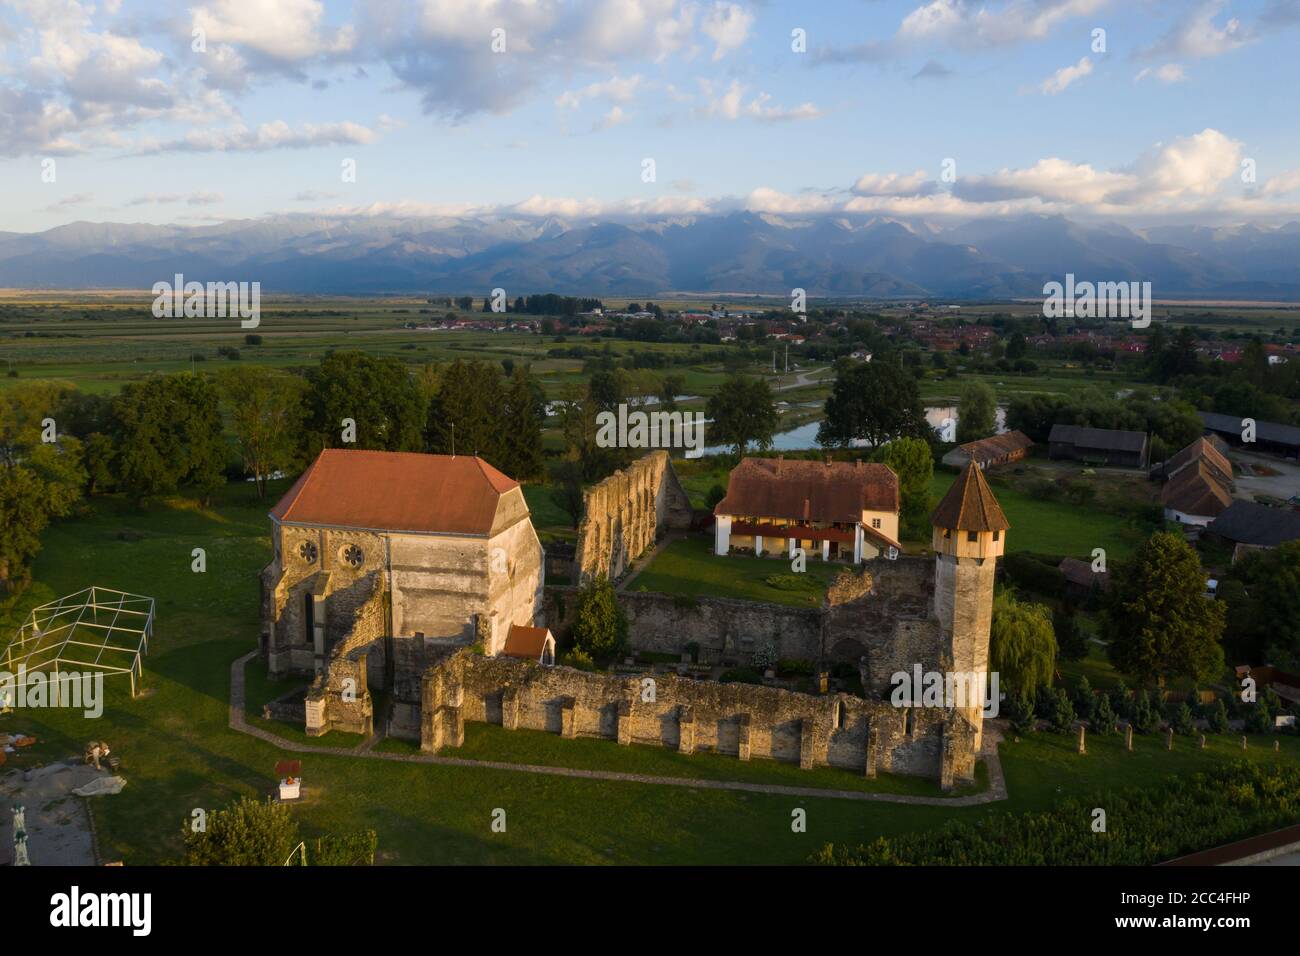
{"left": 989, "top": 589, "right": 1057, "bottom": 703}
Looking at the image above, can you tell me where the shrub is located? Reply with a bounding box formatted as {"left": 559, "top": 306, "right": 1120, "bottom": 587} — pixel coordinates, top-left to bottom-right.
{"left": 1131, "top": 689, "right": 1159, "bottom": 733}
{"left": 311, "top": 830, "right": 377, "bottom": 866}
{"left": 777, "top": 658, "right": 815, "bottom": 677}
{"left": 1048, "top": 688, "right": 1076, "bottom": 734}
{"left": 182, "top": 797, "right": 297, "bottom": 866}
{"left": 1092, "top": 694, "right": 1117, "bottom": 735}
{"left": 560, "top": 648, "right": 596, "bottom": 671}
{"left": 1208, "top": 697, "right": 1231, "bottom": 734}
{"left": 1172, "top": 702, "right": 1196, "bottom": 736}
{"left": 1001, "top": 552, "right": 1065, "bottom": 598}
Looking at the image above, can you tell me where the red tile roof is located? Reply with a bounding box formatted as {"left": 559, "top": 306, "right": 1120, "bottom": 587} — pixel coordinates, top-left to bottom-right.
{"left": 503, "top": 624, "right": 552, "bottom": 660}
{"left": 271, "top": 449, "right": 519, "bottom": 536}
{"left": 955, "top": 430, "right": 1033, "bottom": 464}
{"left": 714, "top": 457, "right": 898, "bottom": 523}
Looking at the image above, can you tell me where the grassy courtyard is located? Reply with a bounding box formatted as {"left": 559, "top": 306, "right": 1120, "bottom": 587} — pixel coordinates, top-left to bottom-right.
{"left": 2, "top": 487, "right": 1298, "bottom": 865}
{"left": 630, "top": 535, "right": 844, "bottom": 607}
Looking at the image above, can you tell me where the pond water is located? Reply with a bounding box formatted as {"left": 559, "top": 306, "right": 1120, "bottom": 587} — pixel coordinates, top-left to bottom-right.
{"left": 699, "top": 405, "right": 1008, "bottom": 456}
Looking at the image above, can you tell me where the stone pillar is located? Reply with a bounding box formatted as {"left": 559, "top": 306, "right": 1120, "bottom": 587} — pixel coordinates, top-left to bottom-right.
{"left": 1275, "top": 739, "right": 1281, "bottom": 752}
{"left": 1077, "top": 724, "right": 1086, "bottom": 755}
{"left": 616, "top": 700, "right": 633, "bottom": 745}
{"left": 502, "top": 686, "right": 521, "bottom": 730}
{"left": 939, "top": 724, "right": 956, "bottom": 792}
{"left": 736, "top": 714, "right": 751, "bottom": 761}
{"left": 853, "top": 525, "right": 864, "bottom": 564}
{"left": 1199, "top": 734, "right": 1206, "bottom": 750}
{"left": 305, "top": 692, "right": 326, "bottom": 738}
{"left": 678, "top": 705, "right": 695, "bottom": 755}
{"left": 1241, "top": 735, "right": 1248, "bottom": 751}
{"left": 442, "top": 705, "right": 464, "bottom": 749}
{"left": 821, "top": 540, "right": 830, "bottom": 561}
{"left": 1125, "top": 724, "right": 1133, "bottom": 751}
{"left": 560, "top": 697, "right": 577, "bottom": 738}
{"left": 1166, "top": 727, "right": 1174, "bottom": 751}
{"left": 799, "top": 718, "right": 819, "bottom": 770}
{"left": 754, "top": 535, "right": 763, "bottom": 557}
{"left": 864, "top": 723, "right": 878, "bottom": 778}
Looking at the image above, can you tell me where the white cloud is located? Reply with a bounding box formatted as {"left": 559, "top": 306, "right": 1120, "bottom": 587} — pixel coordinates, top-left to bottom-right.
{"left": 1135, "top": 64, "right": 1188, "bottom": 84}
{"left": 852, "top": 170, "right": 937, "bottom": 197}
{"left": 1262, "top": 167, "right": 1300, "bottom": 196}
{"left": 701, "top": 1, "right": 753, "bottom": 61}
{"left": 138, "top": 120, "right": 379, "bottom": 153}
{"left": 556, "top": 75, "right": 644, "bottom": 110}
{"left": 126, "top": 192, "right": 224, "bottom": 206}
{"left": 1141, "top": 1, "right": 1250, "bottom": 60}
{"left": 1039, "top": 56, "right": 1093, "bottom": 94}
{"left": 697, "top": 80, "right": 821, "bottom": 123}
{"left": 897, "top": 0, "right": 1109, "bottom": 49}
{"left": 191, "top": 0, "right": 356, "bottom": 62}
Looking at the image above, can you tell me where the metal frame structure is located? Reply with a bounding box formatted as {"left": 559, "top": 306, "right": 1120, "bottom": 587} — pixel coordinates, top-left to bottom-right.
{"left": 1, "top": 587, "right": 154, "bottom": 697}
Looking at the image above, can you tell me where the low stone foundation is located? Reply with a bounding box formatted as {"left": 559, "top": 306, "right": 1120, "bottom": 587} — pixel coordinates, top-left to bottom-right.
{"left": 419, "top": 650, "right": 977, "bottom": 789}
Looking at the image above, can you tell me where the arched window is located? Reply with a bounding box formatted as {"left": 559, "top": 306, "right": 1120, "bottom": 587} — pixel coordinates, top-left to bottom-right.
{"left": 835, "top": 699, "right": 847, "bottom": 729}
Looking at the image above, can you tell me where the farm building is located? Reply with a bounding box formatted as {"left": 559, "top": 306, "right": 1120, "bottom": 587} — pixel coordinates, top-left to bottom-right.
{"left": 1154, "top": 437, "right": 1235, "bottom": 525}
{"left": 1200, "top": 411, "right": 1300, "bottom": 460}
{"left": 713, "top": 456, "right": 901, "bottom": 563}
{"left": 941, "top": 430, "right": 1033, "bottom": 470}
{"left": 1206, "top": 500, "right": 1300, "bottom": 560}
{"left": 1048, "top": 424, "right": 1149, "bottom": 469}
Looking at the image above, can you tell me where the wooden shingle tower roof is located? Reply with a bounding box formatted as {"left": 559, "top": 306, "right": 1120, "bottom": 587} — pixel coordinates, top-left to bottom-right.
{"left": 931, "top": 462, "right": 1010, "bottom": 532}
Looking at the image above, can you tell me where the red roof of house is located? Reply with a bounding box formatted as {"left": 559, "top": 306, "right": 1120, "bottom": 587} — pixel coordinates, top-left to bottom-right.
{"left": 714, "top": 457, "right": 899, "bottom": 522}
{"left": 503, "top": 624, "right": 552, "bottom": 660}
{"left": 271, "top": 449, "right": 519, "bottom": 536}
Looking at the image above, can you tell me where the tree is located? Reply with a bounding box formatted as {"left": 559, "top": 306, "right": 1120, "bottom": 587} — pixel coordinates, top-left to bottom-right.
{"left": 1053, "top": 605, "right": 1089, "bottom": 661}
{"left": 1048, "top": 688, "right": 1075, "bottom": 734}
{"left": 705, "top": 374, "right": 777, "bottom": 457}
{"left": 1207, "top": 697, "right": 1230, "bottom": 734}
{"left": 551, "top": 459, "right": 586, "bottom": 529}
{"left": 217, "top": 367, "right": 305, "bottom": 499}
{"left": 988, "top": 590, "right": 1057, "bottom": 702}
{"left": 1223, "top": 541, "right": 1300, "bottom": 669}
{"left": 499, "top": 366, "right": 545, "bottom": 481}
{"left": 571, "top": 576, "right": 627, "bottom": 662}
{"left": 1073, "top": 675, "right": 1096, "bottom": 724}
{"left": 1130, "top": 689, "right": 1158, "bottom": 733}
{"left": 871, "top": 437, "right": 933, "bottom": 539}
{"left": 956, "top": 381, "right": 997, "bottom": 443}
{"left": 1102, "top": 532, "right": 1226, "bottom": 686}
{"left": 112, "top": 373, "right": 225, "bottom": 503}
{"left": 1172, "top": 702, "right": 1196, "bottom": 736}
{"left": 818, "top": 360, "right": 927, "bottom": 448}
{"left": 1092, "top": 694, "right": 1117, "bottom": 735}
{"left": 303, "top": 350, "right": 425, "bottom": 456}
{"left": 182, "top": 797, "right": 298, "bottom": 866}
{"left": 0, "top": 385, "right": 86, "bottom": 594}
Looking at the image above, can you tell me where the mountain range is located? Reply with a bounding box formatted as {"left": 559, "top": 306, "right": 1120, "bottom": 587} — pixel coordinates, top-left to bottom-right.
{"left": 4, "top": 213, "right": 1300, "bottom": 300}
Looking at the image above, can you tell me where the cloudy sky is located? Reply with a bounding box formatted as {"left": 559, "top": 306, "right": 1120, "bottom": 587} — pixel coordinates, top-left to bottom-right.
{"left": 4, "top": 0, "right": 1300, "bottom": 232}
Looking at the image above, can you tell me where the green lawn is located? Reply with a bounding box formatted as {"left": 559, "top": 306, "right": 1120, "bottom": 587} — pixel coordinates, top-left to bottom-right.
{"left": 929, "top": 471, "right": 1148, "bottom": 561}
{"left": 446, "top": 723, "right": 987, "bottom": 797}
{"left": 3, "top": 486, "right": 1297, "bottom": 865}
{"left": 630, "top": 535, "right": 844, "bottom": 607}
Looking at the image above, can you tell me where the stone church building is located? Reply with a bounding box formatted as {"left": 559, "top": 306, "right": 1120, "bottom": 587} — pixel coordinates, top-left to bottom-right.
{"left": 260, "top": 449, "right": 544, "bottom": 738}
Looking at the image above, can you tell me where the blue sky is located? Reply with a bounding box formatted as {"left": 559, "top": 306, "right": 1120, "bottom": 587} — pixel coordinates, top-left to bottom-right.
{"left": 3, "top": 0, "right": 1300, "bottom": 232}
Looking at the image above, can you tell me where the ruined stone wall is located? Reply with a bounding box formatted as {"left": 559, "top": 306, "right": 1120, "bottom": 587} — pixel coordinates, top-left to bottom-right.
{"left": 306, "top": 574, "right": 385, "bottom": 737}
{"left": 420, "top": 651, "right": 977, "bottom": 787}
{"left": 543, "top": 557, "right": 938, "bottom": 670}
{"left": 574, "top": 451, "right": 692, "bottom": 585}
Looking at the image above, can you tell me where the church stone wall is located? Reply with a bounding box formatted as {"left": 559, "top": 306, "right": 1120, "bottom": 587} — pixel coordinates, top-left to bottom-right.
{"left": 574, "top": 451, "right": 692, "bottom": 584}
{"left": 420, "top": 651, "right": 976, "bottom": 787}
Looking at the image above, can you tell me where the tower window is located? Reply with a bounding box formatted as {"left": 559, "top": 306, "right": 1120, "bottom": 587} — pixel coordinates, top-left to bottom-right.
{"left": 835, "top": 700, "right": 847, "bottom": 729}
{"left": 993, "top": 530, "right": 1000, "bottom": 541}
{"left": 967, "top": 531, "right": 978, "bottom": 542}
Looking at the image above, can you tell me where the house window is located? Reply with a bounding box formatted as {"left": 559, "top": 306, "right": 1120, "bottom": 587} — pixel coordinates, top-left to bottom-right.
{"left": 871, "top": 517, "right": 881, "bottom": 529}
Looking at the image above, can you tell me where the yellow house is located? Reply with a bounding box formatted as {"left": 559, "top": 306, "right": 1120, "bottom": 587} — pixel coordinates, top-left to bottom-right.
{"left": 713, "top": 456, "right": 902, "bottom": 563}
